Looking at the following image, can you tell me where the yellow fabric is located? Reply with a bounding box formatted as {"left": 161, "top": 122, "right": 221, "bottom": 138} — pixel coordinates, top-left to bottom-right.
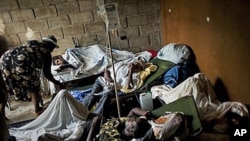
{"left": 120, "top": 63, "right": 157, "bottom": 93}
{"left": 98, "top": 117, "right": 128, "bottom": 141}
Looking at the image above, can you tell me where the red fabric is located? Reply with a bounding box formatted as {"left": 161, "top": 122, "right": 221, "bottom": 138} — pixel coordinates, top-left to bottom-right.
{"left": 147, "top": 50, "right": 158, "bottom": 59}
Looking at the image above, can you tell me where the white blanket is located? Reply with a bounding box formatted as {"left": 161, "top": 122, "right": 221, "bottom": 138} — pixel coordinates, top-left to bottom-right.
{"left": 151, "top": 73, "right": 249, "bottom": 121}
{"left": 52, "top": 44, "right": 135, "bottom": 82}
{"left": 9, "top": 90, "right": 89, "bottom": 141}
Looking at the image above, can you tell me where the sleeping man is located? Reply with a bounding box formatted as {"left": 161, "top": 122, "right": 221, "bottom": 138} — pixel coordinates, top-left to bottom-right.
{"left": 81, "top": 57, "right": 148, "bottom": 113}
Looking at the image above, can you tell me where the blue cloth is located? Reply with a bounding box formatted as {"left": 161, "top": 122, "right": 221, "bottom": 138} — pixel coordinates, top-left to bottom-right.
{"left": 163, "top": 61, "right": 199, "bottom": 88}
{"left": 69, "top": 88, "right": 92, "bottom": 102}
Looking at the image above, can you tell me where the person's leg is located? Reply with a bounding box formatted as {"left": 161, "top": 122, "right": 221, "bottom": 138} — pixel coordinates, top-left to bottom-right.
{"left": 93, "top": 91, "right": 113, "bottom": 117}
{"left": 49, "top": 81, "right": 59, "bottom": 101}
{"left": 91, "top": 77, "right": 106, "bottom": 93}
{"left": 0, "top": 90, "right": 9, "bottom": 121}
{"left": 31, "top": 92, "right": 43, "bottom": 114}
{"left": 82, "top": 77, "right": 106, "bottom": 111}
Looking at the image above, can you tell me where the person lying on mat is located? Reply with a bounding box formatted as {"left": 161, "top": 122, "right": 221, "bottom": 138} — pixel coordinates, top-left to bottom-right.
{"left": 81, "top": 57, "right": 147, "bottom": 111}
{"left": 98, "top": 107, "right": 188, "bottom": 141}
{"left": 52, "top": 55, "right": 77, "bottom": 72}
{"left": 98, "top": 107, "right": 152, "bottom": 141}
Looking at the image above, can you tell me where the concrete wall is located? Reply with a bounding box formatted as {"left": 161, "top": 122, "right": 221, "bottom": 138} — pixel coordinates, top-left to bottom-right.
{"left": 161, "top": 0, "right": 250, "bottom": 104}
{"left": 0, "top": 0, "right": 161, "bottom": 56}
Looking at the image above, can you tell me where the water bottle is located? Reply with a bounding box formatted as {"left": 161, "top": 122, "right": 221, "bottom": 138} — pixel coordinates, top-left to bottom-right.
{"left": 139, "top": 92, "right": 153, "bottom": 111}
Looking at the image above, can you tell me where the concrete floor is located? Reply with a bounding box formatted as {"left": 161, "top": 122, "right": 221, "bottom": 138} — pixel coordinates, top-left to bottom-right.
{"left": 5, "top": 94, "right": 51, "bottom": 125}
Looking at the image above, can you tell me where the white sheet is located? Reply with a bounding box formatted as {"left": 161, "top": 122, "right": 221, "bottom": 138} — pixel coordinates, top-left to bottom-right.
{"left": 52, "top": 44, "right": 135, "bottom": 82}
{"left": 9, "top": 90, "right": 89, "bottom": 141}
{"left": 151, "top": 73, "right": 249, "bottom": 121}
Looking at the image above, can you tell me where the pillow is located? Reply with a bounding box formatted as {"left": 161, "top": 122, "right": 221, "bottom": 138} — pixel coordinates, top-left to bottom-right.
{"left": 157, "top": 43, "right": 192, "bottom": 64}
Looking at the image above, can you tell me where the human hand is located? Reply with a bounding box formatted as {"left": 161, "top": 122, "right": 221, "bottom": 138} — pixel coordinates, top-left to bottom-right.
{"left": 144, "top": 111, "right": 152, "bottom": 120}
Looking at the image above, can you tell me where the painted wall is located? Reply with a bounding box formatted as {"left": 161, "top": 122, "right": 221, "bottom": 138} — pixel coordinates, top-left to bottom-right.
{"left": 161, "top": 0, "right": 250, "bottom": 104}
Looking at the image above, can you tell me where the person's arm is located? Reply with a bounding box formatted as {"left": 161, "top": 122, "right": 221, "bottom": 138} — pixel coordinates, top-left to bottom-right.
{"left": 104, "top": 67, "right": 113, "bottom": 83}
{"left": 127, "top": 107, "right": 150, "bottom": 117}
{"left": 43, "top": 53, "right": 61, "bottom": 85}
{"left": 126, "top": 64, "right": 134, "bottom": 89}
{"left": 57, "top": 63, "right": 76, "bottom": 71}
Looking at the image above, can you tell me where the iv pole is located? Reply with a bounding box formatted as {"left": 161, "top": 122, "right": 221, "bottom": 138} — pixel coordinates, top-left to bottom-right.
{"left": 98, "top": 2, "right": 121, "bottom": 118}
{"left": 107, "top": 28, "right": 121, "bottom": 118}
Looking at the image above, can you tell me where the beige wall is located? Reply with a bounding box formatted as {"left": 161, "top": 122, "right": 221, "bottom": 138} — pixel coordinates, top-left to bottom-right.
{"left": 0, "top": 0, "right": 161, "bottom": 56}
{"left": 161, "top": 0, "right": 250, "bottom": 104}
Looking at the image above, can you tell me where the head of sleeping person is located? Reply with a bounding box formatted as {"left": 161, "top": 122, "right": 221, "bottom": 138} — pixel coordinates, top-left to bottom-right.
{"left": 121, "top": 117, "right": 151, "bottom": 140}
{"left": 131, "top": 59, "right": 146, "bottom": 73}
{"left": 52, "top": 55, "right": 66, "bottom": 66}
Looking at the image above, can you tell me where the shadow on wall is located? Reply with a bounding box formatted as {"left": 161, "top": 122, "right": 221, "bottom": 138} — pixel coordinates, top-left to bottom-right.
{"left": 186, "top": 44, "right": 201, "bottom": 73}
{"left": 0, "top": 34, "right": 10, "bottom": 56}
{"left": 214, "top": 78, "right": 230, "bottom": 102}
{"left": 187, "top": 45, "right": 230, "bottom": 102}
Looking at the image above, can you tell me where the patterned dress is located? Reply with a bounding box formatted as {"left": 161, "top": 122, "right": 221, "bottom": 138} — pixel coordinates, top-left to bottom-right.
{"left": 98, "top": 117, "right": 127, "bottom": 140}
{"left": 0, "top": 40, "right": 50, "bottom": 101}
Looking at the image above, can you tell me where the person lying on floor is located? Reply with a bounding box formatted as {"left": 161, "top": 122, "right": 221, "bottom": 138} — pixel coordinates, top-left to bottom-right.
{"left": 8, "top": 89, "right": 151, "bottom": 141}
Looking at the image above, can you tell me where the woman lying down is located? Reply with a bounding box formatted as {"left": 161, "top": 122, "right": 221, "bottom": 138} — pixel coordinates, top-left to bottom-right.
{"left": 7, "top": 89, "right": 152, "bottom": 141}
